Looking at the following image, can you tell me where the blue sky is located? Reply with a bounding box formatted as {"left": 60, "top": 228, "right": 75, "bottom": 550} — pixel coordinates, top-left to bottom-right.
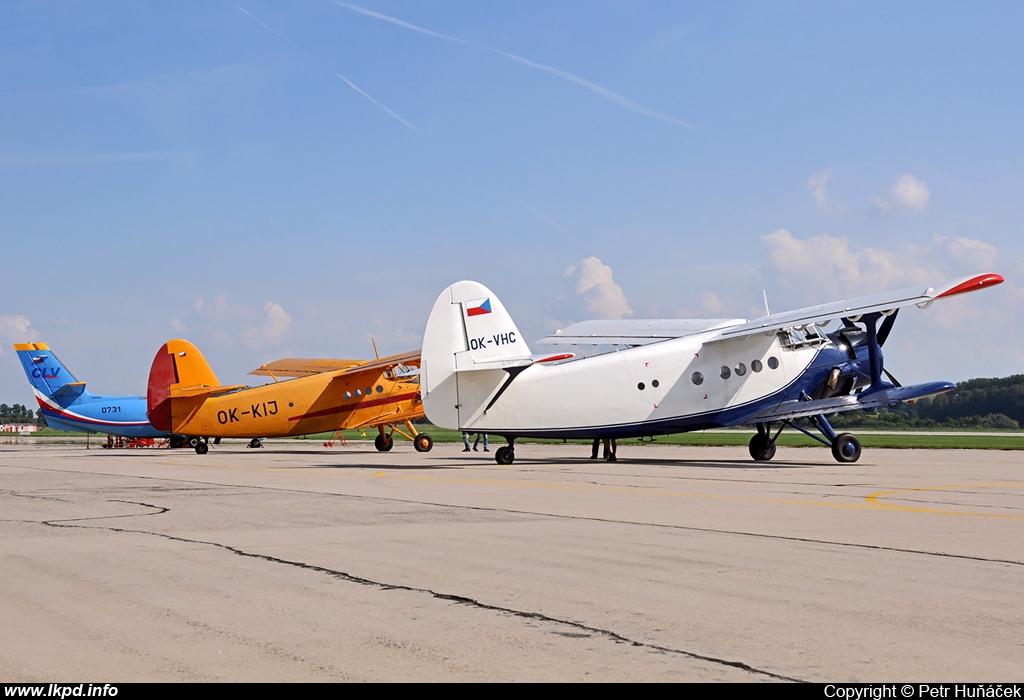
{"left": 2, "top": 1, "right": 1022, "bottom": 404}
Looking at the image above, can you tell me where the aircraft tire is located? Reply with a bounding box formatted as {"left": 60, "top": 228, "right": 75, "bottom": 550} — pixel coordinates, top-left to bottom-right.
{"left": 187, "top": 436, "right": 200, "bottom": 449}
{"left": 195, "top": 440, "right": 209, "bottom": 455}
{"left": 248, "top": 438, "right": 262, "bottom": 449}
{"left": 495, "top": 445, "right": 514, "bottom": 465}
{"left": 831, "top": 433, "right": 861, "bottom": 463}
{"left": 748, "top": 433, "right": 776, "bottom": 461}
{"left": 413, "top": 434, "right": 433, "bottom": 452}
{"left": 374, "top": 434, "right": 394, "bottom": 452}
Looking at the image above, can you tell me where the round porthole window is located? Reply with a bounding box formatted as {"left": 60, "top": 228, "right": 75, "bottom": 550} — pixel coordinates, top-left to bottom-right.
{"left": 652, "top": 379, "right": 659, "bottom": 388}
{"left": 637, "top": 382, "right": 645, "bottom": 390}
{"left": 751, "top": 359, "right": 763, "bottom": 372}
{"left": 720, "top": 366, "right": 731, "bottom": 379}
{"left": 735, "top": 363, "right": 747, "bottom": 376}
{"left": 767, "top": 356, "right": 779, "bottom": 370}
{"left": 376, "top": 385, "right": 384, "bottom": 393}
{"left": 692, "top": 372, "right": 704, "bottom": 385}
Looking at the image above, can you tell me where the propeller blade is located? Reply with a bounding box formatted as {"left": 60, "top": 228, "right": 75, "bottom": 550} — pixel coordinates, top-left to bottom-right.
{"left": 877, "top": 308, "right": 899, "bottom": 346}
{"left": 882, "top": 368, "right": 902, "bottom": 388}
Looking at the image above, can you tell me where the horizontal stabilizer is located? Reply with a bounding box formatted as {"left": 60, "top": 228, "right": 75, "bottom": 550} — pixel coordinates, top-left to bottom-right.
{"left": 170, "top": 384, "right": 245, "bottom": 398}
{"left": 51, "top": 382, "right": 87, "bottom": 399}
{"left": 737, "top": 381, "right": 955, "bottom": 424}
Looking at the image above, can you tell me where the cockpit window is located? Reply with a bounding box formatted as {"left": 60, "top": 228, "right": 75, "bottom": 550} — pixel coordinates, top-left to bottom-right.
{"left": 778, "top": 325, "right": 827, "bottom": 349}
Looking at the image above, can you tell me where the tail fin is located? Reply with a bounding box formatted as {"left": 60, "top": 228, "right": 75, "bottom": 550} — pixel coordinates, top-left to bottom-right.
{"left": 147, "top": 339, "right": 221, "bottom": 431}
{"left": 14, "top": 343, "right": 86, "bottom": 400}
{"left": 421, "top": 281, "right": 531, "bottom": 428}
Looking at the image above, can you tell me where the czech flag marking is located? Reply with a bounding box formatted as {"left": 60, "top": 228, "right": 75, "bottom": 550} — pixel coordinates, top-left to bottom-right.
{"left": 466, "top": 298, "right": 492, "bottom": 317}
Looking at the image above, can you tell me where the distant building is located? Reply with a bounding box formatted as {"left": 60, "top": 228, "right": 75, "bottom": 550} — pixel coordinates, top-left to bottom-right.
{"left": 0, "top": 423, "right": 39, "bottom": 434}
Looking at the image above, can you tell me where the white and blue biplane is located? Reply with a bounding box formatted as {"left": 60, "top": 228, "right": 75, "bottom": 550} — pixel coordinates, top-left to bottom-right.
{"left": 421, "top": 274, "right": 1003, "bottom": 465}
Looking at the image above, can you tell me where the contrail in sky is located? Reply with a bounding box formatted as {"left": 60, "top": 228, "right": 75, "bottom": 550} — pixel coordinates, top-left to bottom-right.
{"left": 236, "top": 5, "right": 416, "bottom": 130}
{"left": 332, "top": 1, "right": 693, "bottom": 129}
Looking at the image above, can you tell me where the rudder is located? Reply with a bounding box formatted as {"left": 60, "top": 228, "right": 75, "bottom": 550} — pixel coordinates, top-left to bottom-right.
{"left": 421, "top": 281, "right": 531, "bottom": 429}
{"left": 14, "top": 343, "right": 82, "bottom": 398}
{"left": 147, "top": 339, "right": 221, "bottom": 431}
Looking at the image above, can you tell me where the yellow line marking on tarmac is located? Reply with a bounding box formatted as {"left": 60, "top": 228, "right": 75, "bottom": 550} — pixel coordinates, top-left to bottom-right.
{"left": 865, "top": 482, "right": 1024, "bottom": 520}
{"left": 157, "top": 461, "right": 1024, "bottom": 519}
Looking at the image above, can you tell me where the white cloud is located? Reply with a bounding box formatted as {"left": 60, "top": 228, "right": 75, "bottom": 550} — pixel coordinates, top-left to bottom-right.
{"left": 808, "top": 168, "right": 834, "bottom": 212}
{"left": 758, "top": 228, "right": 1019, "bottom": 381}
{"left": 872, "top": 174, "right": 930, "bottom": 212}
{"left": 759, "top": 228, "right": 1002, "bottom": 300}
{"left": 244, "top": 302, "right": 292, "bottom": 349}
{"left": 573, "top": 257, "right": 632, "bottom": 319}
{"left": 0, "top": 315, "right": 36, "bottom": 356}
{"left": 699, "top": 291, "right": 724, "bottom": 314}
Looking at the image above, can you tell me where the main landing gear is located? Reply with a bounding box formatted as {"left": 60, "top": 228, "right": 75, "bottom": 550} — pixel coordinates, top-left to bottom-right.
{"left": 495, "top": 438, "right": 515, "bottom": 465}
{"left": 373, "top": 423, "right": 434, "bottom": 453}
{"left": 748, "top": 415, "right": 862, "bottom": 463}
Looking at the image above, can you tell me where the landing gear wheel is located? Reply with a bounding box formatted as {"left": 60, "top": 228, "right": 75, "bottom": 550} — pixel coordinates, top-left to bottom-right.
{"left": 374, "top": 434, "right": 394, "bottom": 452}
{"left": 748, "top": 433, "right": 776, "bottom": 461}
{"left": 195, "top": 440, "right": 209, "bottom": 455}
{"left": 187, "top": 436, "right": 200, "bottom": 449}
{"left": 831, "top": 433, "right": 861, "bottom": 463}
{"left": 495, "top": 445, "right": 515, "bottom": 465}
{"left": 248, "top": 438, "right": 262, "bottom": 449}
{"left": 413, "top": 434, "right": 433, "bottom": 453}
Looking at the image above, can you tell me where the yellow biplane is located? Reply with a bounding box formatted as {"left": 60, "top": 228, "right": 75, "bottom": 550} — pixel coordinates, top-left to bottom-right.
{"left": 147, "top": 339, "right": 431, "bottom": 454}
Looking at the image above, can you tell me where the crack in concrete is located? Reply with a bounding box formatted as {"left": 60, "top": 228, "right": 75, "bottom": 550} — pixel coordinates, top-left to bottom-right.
{"left": 40, "top": 500, "right": 803, "bottom": 682}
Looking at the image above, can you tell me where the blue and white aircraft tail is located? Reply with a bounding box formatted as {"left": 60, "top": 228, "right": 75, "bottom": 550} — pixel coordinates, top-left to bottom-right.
{"left": 14, "top": 342, "right": 169, "bottom": 438}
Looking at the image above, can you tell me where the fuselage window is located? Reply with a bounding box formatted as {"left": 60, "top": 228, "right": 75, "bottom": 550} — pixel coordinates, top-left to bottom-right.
{"left": 355, "top": 389, "right": 363, "bottom": 397}
{"left": 692, "top": 372, "right": 704, "bottom": 385}
{"left": 652, "top": 379, "right": 659, "bottom": 388}
{"left": 344, "top": 391, "right": 352, "bottom": 400}
{"left": 751, "top": 359, "right": 763, "bottom": 372}
{"left": 767, "top": 356, "right": 779, "bottom": 370}
{"left": 735, "top": 363, "right": 746, "bottom": 376}
{"left": 637, "top": 382, "right": 645, "bottom": 391}
{"left": 376, "top": 385, "right": 384, "bottom": 393}
{"left": 720, "top": 366, "right": 731, "bottom": 379}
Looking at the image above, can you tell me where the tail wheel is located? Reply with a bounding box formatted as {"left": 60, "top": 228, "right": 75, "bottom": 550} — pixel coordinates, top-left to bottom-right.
{"left": 748, "top": 433, "right": 776, "bottom": 461}
{"left": 413, "top": 434, "right": 433, "bottom": 453}
{"left": 374, "top": 433, "right": 394, "bottom": 452}
{"left": 495, "top": 445, "right": 515, "bottom": 465}
{"left": 195, "top": 440, "right": 209, "bottom": 455}
{"left": 831, "top": 433, "right": 862, "bottom": 463}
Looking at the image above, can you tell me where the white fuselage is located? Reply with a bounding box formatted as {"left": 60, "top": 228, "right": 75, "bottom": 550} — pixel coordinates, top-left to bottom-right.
{"left": 454, "top": 331, "right": 822, "bottom": 436}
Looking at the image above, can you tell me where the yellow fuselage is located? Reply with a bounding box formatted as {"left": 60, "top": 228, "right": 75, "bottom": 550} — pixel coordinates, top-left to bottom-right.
{"left": 168, "top": 371, "right": 421, "bottom": 438}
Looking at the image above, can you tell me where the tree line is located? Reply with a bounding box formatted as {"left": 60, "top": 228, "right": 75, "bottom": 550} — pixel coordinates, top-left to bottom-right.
{"left": 0, "top": 403, "right": 46, "bottom": 426}
{"left": 831, "top": 375, "right": 1024, "bottom": 430}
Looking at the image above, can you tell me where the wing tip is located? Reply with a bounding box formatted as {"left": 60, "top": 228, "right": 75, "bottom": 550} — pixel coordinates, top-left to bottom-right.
{"left": 935, "top": 273, "right": 1004, "bottom": 299}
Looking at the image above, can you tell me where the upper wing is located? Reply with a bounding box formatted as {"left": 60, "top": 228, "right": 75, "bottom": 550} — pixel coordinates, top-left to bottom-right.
{"left": 250, "top": 358, "right": 366, "bottom": 377}
{"left": 711, "top": 273, "right": 1003, "bottom": 342}
{"left": 534, "top": 273, "right": 1003, "bottom": 348}
{"left": 535, "top": 318, "right": 743, "bottom": 347}
{"left": 250, "top": 350, "right": 422, "bottom": 378}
